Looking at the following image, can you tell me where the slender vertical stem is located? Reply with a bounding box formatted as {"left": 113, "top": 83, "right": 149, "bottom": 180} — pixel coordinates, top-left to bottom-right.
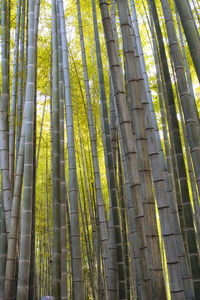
{"left": 57, "top": 1, "right": 84, "bottom": 298}
{"left": 51, "top": 0, "right": 61, "bottom": 298}
{"left": 92, "top": 0, "right": 127, "bottom": 298}
{"left": 56, "top": 2, "right": 68, "bottom": 299}
{"left": 16, "top": 0, "right": 26, "bottom": 161}
{"left": 99, "top": 1, "right": 154, "bottom": 298}
{"left": 1, "top": 0, "right": 12, "bottom": 234}
{"left": 174, "top": 0, "right": 200, "bottom": 82}
{"left": 9, "top": 0, "right": 22, "bottom": 192}
{"left": 16, "top": 0, "right": 35, "bottom": 297}
{"left": 76, "top": 1, "right": 111, "bottom": 297}
{"left": 117, "top": 1, "right": 168, "bottom": 298}
{"left": 160, "top": 0, "right": 200, "bottom": 295}
{"left": 129, "top": 2, "right": 193, "bottom": 298}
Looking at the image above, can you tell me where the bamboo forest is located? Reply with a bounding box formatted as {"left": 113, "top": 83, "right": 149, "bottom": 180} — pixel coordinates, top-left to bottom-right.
{"left": 1, "top": 0, "right": 200, "bottom": 299}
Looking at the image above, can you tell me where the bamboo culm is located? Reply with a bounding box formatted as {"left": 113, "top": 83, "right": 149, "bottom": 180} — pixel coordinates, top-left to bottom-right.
{"left": 58, "top": 0, "right": 84, "bottom": 298}
{"left": 16, "top": 0, "right": 35, "bottom": 297}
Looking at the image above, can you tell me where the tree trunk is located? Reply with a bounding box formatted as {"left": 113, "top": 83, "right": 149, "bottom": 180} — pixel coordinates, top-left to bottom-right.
{"left": 76, "top": 1, "right": 111, "bottom": 297}
{"left": 174, "top": 0, "right": 200, "bottom": 82}
{"left": 16, "top": 0, "right": 35, "bottom": 297}
{"left": 58, "top": 1, "right": 84, "bottom": 298}
{"left": 160, "top": 0, "right": 200, "bottom": 296}
{"left": 1, "top": 0, "right": 12, "bottom": 234}
{"left": 92, "top": 0, "right": 127, "bottom": 298}
{"left": 130, "top": 2, "right": 194, "bottom": 298}
{"left": 117, "top": 1, "right": 170, "bottom": 298}
{"left": 56, "top": 2, "right": 68, "bottom": 298}
{"left": 51, "top": 1, "right": 61, "bottom": 298}
{"left": 99, "top": 1, "right": 156, "bottom": 298}
{"left": 16, "top": 0, "right": 26, "bottom": 161}
{"left": 9, "top": 0, "right": 21, "bottom": 193}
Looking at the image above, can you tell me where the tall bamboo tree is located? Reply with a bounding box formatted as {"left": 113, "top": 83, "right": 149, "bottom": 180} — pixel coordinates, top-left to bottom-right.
{"left": 148, "top": 0, "right": 186, "bottom": 244}
{"left": 174, "top": 1, "right": 196, "bottom": 108}
{"left": 146, "top": 3, "right": 195, "bottom": 294}
{"left": 16, "top": 0, "right": 35, "bottom": 297}
{"left": 110, "top": 3, "right": 149, "bottom": 298}
{"left": 1, "top": 0, "right": 12, "bottom": 234}
{"left": 51, "top": 0, "right": 61, "bottom": 298}
{"left": 129, "top": 2, "right": 194, "bottom": 298}
{"left": 117, "top": 1, "right": 174, "bottom": 298}
{"left": 76, "top": 1, "right": 111, "bottom": 297}
{"left": 149, "top": 0, "right": 200, "bottom": 294}
{"left": 174, "top": 0, "right": 200, "bottom": 82}
{"left": 29, "top": 1, "right": 41, "bottom": 298}
{"left": 56, "top": 2, "right": 67, "bottom": 298}
{"left": 9, "top": 0, "right": 21, "bottom": 192}
{"left": 91, "top": 0, "right": 127, "bottom": 298}
{"left": 4, "top": 122, "right": 25, "bottom": 299}
{"left": 57, "top": 0, "right": 84, "bottom": 298}
{"left": 0, "top": 206, "right": 7, "bottom": 300}
{"left": 160, "top": 0, "right": 200, "bottom": 295}
{"left": 99, "top": 1, "right": 160, "bottom": 298}
{"left": 16, "top": 0, "right": 26, "bottom": 161}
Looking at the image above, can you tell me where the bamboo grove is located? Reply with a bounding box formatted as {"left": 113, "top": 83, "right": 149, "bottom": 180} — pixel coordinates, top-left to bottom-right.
{"left": 0, "top": 0, "right": 200, "bottom": 299}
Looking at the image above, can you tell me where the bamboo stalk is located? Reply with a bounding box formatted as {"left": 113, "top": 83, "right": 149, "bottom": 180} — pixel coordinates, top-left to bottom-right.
{"left": 57, "top": 1, "right": 84, "bottom": 298}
